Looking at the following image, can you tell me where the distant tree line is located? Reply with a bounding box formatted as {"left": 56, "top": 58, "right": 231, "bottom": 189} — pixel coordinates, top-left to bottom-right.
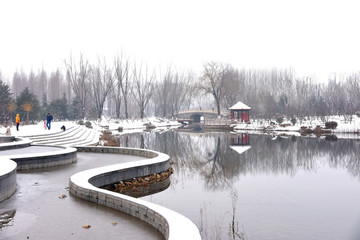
{"left": 1, "top": 55, "right": 360, "bottom": 124}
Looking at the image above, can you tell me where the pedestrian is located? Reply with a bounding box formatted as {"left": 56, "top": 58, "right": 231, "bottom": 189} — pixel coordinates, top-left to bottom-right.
{"left": 46, "top": 113, "right": 53, "bottom": 130}
{"left": 16, "top": 114, "right": 20, "bottom": 131}
{"left": 43, "top": 120, "right": 47, "bottom": 130}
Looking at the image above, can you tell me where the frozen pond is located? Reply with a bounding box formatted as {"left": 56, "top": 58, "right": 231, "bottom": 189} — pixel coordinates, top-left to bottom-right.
{"left": 116, "top": 131, "right": 360, "bottom": 240}
{"left": 0, "top": 152, "right": 163, "bottom": 240}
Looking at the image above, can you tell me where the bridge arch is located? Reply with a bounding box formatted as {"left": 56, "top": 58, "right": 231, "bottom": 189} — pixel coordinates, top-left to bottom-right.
{"left": 189, "top": 114, "right": 203, "bottom": 123}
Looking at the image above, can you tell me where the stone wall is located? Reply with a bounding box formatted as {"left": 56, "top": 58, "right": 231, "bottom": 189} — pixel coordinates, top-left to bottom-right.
{"left": 11, "top": 146, "right": 77, "bottom": 170}
{"left": 70, "top": 146, "right": 201, "bottom": 240}
{"left": 0, "top": 137, "right": 32, "bottom": 150}
{"left": 0, "top": 136, "right": 15, "bottom": 143}
{"left": 0, "top": 159, "right": 17, "bottom": 203}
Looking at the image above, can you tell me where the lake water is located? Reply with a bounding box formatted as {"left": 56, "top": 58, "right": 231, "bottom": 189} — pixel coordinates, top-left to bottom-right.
{"left": 116, "top": 130, "right": 360, "bottom": 240}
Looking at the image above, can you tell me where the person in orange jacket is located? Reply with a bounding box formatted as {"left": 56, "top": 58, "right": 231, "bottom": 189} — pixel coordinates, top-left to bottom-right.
{"left": 16, "top": 114, "right": 20, "bottom": 131}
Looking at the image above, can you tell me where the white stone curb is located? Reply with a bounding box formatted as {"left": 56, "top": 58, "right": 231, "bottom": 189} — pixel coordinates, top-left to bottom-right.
{"left": 70, "top": 147, "right": 201, "bottom": 240}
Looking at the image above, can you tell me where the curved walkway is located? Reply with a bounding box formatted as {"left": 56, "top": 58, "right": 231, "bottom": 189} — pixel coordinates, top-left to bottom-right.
{"left": 70, "top": 146, "right": 201, "bottom": 240}
{"left": 0, "top": 123, "right": 202, "bottom": 239}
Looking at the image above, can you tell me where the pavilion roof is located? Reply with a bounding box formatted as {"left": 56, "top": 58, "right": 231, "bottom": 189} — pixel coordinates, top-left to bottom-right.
{"left": 229, "top": 101, "right": 251, "bottom": 110}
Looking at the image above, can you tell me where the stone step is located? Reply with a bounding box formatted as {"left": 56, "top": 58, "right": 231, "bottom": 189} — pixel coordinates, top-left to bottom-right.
{"left": 32, "top": 127, "right": 89, "bottom": 145}
{"left": 31, "top": 126, "right": 84, "bottom": 143}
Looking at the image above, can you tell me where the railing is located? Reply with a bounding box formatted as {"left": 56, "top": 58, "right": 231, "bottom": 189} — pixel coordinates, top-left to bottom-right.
{"left": 177, "top": 109, "right": 230, "bottom": 115}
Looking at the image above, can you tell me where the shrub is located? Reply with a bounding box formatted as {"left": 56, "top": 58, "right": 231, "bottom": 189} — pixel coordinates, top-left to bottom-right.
{"left": 78, "top": 120, "right": 84, "bottom": 125}
{"left": 290, "top": 118, "right": 297, "bottom": 126}
{"left": 117, "top": 127, "right": 123, "bottom": 132}
{"left": 325, "top": 121, "right": 338, "bottom": 129}
{"left": 276, "top": 117, "right": 283, "bottom": 124}
{"left": 355, "top": 111, "right": 360, "bottom": 117}
{"left": 85, "top": 121, "right": 92, "bottom": 128}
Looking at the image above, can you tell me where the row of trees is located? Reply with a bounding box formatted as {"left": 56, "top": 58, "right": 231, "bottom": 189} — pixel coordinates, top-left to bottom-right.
{"left": 200, "top": 62, "right": 360, "bottom": 119}
{"left": 0, "top": 80, "right": 78, "bottom": 124}
{"left": 1, "top": 55, "right": 360, "bottom": 124}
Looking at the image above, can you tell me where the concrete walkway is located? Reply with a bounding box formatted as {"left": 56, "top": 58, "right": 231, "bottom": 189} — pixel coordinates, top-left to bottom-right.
{"left": 0, "top": 123, "right": 202, "bottom": 240}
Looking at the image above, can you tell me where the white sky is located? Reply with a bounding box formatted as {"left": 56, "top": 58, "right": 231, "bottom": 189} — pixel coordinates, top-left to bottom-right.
{"left": 1, "top": 0, "right": 360, "bottom": 82}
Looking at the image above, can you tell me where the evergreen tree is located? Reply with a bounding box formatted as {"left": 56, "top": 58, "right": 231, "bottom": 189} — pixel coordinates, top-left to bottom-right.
{"left": 47, "top": 94, "right": 68, "bottom": 120}
{"left": 69, "top": 96, "right": 82, "bottom": 120}
{"left": 0, "top": 80, "right": 12, "bottom": 123}
{"left": 16, "top": 88, "right": 40, "bottom": 123}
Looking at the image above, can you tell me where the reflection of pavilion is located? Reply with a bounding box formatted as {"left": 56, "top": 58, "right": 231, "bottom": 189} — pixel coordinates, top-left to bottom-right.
{"left": 230, "top": 133, "right": 251, "bottom": 155}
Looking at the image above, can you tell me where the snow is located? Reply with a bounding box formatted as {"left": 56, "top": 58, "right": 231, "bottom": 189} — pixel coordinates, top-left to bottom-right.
{"left": 1, "top": 115, "right": 359, "bottom": 140}
{"left": 0, "top": 158, "right": 17, "bottom": 175}
{"left": 229, "top": 101, "right": 251, "bottom": 110}
{"left": 0, "top": 121, "right": 76, "bottom": 137}
{"left": 93, "top": 117, "right": 182, "bottom": 133}
{"left": 233, "top": 115, "right": 360, "bottom": 139}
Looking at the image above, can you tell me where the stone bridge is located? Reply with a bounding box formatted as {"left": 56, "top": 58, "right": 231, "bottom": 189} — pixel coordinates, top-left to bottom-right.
{"left": 174, "top": 109, "right": 229, "bottom": 122}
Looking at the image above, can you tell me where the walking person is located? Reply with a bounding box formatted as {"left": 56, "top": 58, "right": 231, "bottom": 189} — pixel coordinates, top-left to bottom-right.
{"left": 16, "top": 114, "right": 20, "bottom": 131}
{"left": 46, "top": 113, "right": 53, "bottom": 130}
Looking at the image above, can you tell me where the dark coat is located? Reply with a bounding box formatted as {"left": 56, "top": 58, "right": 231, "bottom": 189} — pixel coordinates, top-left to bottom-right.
{"left": 47, "top": 115, "right": 53, "bottom": 122}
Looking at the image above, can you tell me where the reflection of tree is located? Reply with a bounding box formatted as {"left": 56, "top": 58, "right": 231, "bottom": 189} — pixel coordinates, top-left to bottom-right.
{"left": 115, "top": 131, "right": 360, "bottom": 190}
{"left": 200, "top": 137, "right": 231, "bottom": 190}
{"left": 229, "top": 189, "right": 247, "bottom": 240}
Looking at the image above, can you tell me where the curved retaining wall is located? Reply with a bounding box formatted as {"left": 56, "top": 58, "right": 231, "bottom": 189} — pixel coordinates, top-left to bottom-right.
{"left": 0, "top": 136, "right": 15, "bottom": 143}
{"left": 0, "top": 158, "right": 17, "bottom": 203}
{"left": 0, "top": 137, "right": 32, "bottom": 150}
{"left": 70, "top": 146, "right": 201, "bottom": 240}
{"left": 9, "top": 145, "right": 77, "bottom": 170}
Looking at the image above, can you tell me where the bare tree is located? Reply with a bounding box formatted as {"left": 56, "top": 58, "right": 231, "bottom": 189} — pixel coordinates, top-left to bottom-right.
{"left": 88, "top": 58, "right": 116, "bottom": 119}
{"left": 157, "top": 67, "right": 173, "bottom": 117}
{"left": 170, "top": 71, "right": 197, "bottom": 116}
{"left": 114, "top": 54, "right": 131, "bottom": 119}
{"left": 199, "top": 62, "right": 229, "bottom": 116}
{"left": 37, "top": 69, "right": 48, "bottom": 103}
{"left": 132, "top": 63, "right": 155, "bottom": 119}
{"left": 11, "top": 70, "right": 28, "bottom": 98}
{"left": 64, "top": 54, "right": 90, "bottom": 118}
{"left": 346, "top": 72, "right": 360, "bottom": 111}
{"left": 48, "top": 69, "right": 63, "bottom": 102}
{"left": 221, "top": 66, "right": 240, "bottom": 110}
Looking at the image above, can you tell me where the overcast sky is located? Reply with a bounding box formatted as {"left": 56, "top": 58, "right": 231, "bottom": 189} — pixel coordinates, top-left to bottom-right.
{"left": 1, "top": 0, "right": 360, "bottom": 82}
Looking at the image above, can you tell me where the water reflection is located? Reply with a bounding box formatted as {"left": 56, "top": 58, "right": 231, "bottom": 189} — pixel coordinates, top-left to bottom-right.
{"left": 115, "top": 130, "right": 360, "bottom": 239}
{"left": 115, "top": 131, "right": 360, "bottom": 186}
{"left": 230, "top": 133, "right": 251, "bottom": 156}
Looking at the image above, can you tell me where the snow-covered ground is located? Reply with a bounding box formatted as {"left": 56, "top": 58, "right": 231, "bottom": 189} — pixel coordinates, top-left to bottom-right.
{"left": 0, "top": 117, "right": 182, "bottom": 138}
{"left": 0, "top": 115, "right": 359, "bottom": 140}
{"left": 233, "top": 115, "right": 360, "bottom": 139}
{"left": 0, "top": 121, "right": 77, "bottom": 137}
{"left": 92, "top": 117, "right": 182, "bottom": 134}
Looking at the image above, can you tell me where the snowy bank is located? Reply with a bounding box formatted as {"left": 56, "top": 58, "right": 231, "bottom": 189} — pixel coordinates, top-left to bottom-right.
{"left": 233, "top": 115, "right": 360, "bottom": 139}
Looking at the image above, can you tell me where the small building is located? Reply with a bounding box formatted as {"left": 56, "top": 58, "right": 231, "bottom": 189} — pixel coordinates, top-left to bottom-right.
{"left": 229, "top": 101, "right": 251, "bottom": 122}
